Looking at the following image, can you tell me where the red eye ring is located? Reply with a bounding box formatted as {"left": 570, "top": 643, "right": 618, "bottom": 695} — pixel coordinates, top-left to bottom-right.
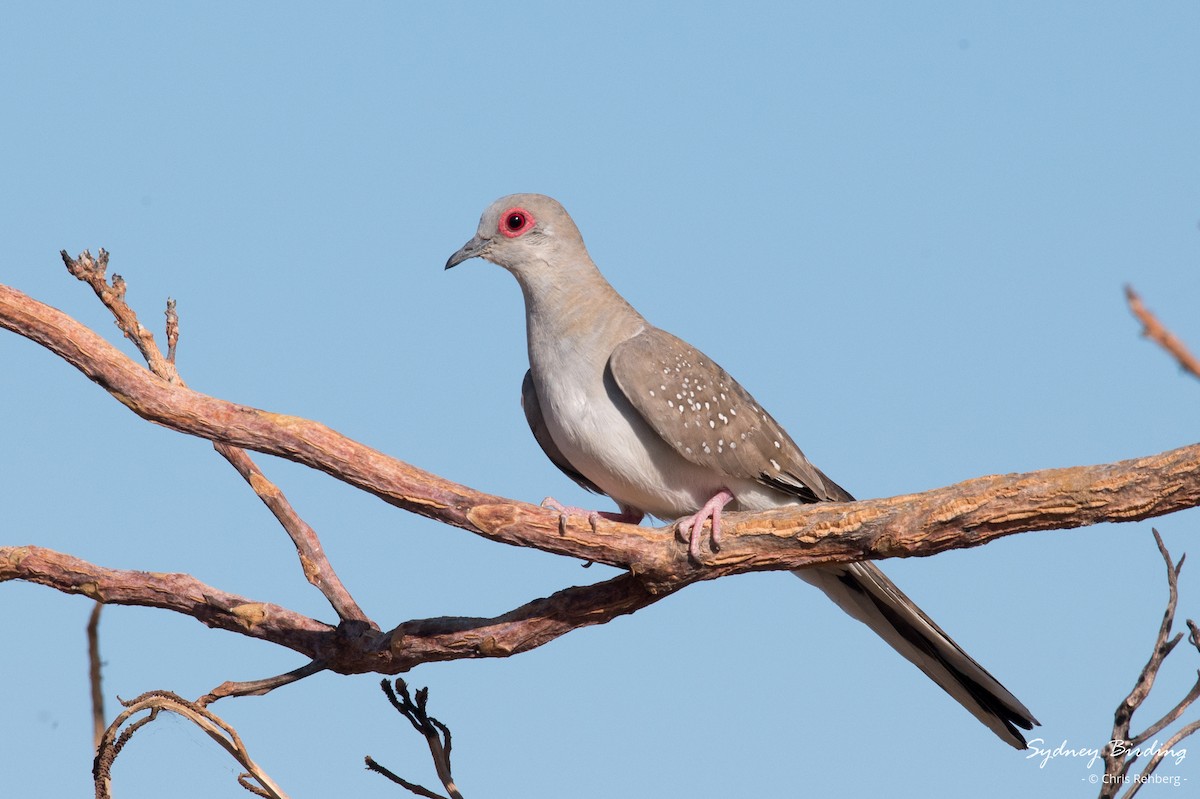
{"left": 499, "top": 207, "right": 535, "bottom": 238}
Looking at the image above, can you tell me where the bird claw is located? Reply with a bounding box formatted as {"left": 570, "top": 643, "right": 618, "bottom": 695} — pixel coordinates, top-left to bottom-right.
{"left": 541, "top": 497, "right": 573, "bottom": 535}
{"left": 678, "top": 489, "right": 734, "bottom": 562}
{"left": 540, "top": 497, "right": 645, "bottom": 535}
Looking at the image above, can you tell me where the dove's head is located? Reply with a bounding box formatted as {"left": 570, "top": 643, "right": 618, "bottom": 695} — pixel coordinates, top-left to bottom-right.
{"left": 445, "top": 194, "right": 592, "bottom": 278}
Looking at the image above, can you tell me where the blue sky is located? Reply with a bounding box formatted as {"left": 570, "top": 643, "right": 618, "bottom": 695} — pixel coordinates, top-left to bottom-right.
{"left": 3, "top": 3, "right": 1200, "bottom": 797}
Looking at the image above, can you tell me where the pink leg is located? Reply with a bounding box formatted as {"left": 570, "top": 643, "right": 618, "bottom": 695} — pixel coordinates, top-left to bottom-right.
{"left": 541, "top": 497, "right": 645, "bottom": 528}
{"left": 679, "top": 489, "right": 734, "bottom": 561}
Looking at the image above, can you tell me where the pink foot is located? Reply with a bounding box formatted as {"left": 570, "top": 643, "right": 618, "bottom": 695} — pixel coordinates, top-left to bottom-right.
{"left": 678, "top": 489, "right": 734, "bottom": 561}
{"left": 541, "top": 497, "right": 645, "bottom": 529}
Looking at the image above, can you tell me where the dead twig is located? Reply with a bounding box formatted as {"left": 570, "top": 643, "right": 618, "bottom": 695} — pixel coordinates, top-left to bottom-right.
{"left": 1126, "top": 285, "right": 1200, "bottom": 381}
{"left": 165, "top": 296, "right": 178, "bottom": 364}
{"left": 1099, "top": 530, "right": 1200, "bottom": 798}
{"left": 87, "top": 603, "right": 105, "bottom": 750}
{"left": 94, "top": 690, "right": 288, "bottom": 799}
{"left": 61, "top": 249, "right": 180, "bottom": 384}
{"left": 366, "top": 679, "right": 463, "bottom": 799}
{"left": 199, "top": 660, "right": 330, "bottom": 707}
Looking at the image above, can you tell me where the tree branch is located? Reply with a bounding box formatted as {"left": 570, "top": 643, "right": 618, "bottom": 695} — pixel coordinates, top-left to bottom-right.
{"left": 212, "top": 440, "right": 371, "bottom": 624}
{"left": 6, "top": 260, "right": 1200, "bottom": 676}
{"left": 2, "top": 244, "right": 1193, "bottom": 794}
{"left": 4, "top": 278, "right": 1200, "bottom": 594}
{"left": 1, "top": 545, "right": 670, "bottom": 674}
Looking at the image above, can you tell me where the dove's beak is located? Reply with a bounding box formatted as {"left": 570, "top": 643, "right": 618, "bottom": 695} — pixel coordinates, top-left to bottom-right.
{"left": 445, "top": 235, "right": 488, "bottom": 270}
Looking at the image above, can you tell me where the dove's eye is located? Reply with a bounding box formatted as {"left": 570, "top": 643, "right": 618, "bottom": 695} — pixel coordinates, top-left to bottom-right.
{"left": 500, "top": 208, "right": 534, "bottom": 238}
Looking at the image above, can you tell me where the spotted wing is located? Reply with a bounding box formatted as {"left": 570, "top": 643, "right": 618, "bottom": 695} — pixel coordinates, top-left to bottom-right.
{"left": 521, "top": 369, "right": 604, "bottom": 495}
{"left": 608, "top": 327, "right": 853, "bottom": 503}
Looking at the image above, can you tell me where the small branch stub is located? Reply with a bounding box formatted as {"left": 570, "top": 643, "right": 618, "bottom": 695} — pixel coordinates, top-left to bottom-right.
{"left": 1126, "top": 285, "right": 1200, "bottom": 381}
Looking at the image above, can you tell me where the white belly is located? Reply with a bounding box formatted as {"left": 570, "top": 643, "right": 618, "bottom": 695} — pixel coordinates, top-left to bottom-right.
{"left": 533, "top": 365, "right": 787, "bottom": 520}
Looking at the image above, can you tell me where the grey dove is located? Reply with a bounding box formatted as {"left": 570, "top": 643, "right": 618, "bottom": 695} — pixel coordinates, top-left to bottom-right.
{"left": 445, "top": 193, "right": 1038, "bottom": 748}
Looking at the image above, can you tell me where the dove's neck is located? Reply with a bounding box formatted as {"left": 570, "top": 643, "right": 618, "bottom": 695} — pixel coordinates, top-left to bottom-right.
{"left": 515, "top": 257, "right": 646, "bottom": 379}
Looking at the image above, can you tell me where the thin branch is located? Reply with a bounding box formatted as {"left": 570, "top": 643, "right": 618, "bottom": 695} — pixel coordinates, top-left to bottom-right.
{"left": 367, "top": 679, "right": 463, "bottom": 799}
{"left": 94, "top": 691, "right": 288, "bottom": 799}
{"left": 165, "top": 296, "right": 178, "bottom": 364}
{"left": 1126, "top": 285, "right": 1200, "bottom": 380}
{"left": 1128, "top": 674, "right": 1200, "bottom": 748}
{"left": 213, "top": 441, "right": 371, "bottom": 624}
{"left": 198, "top": 660, "right": 330, "bottom": 707}
{"left": 1099, "top": 531, "right": 1200, "bottom": 799}
{"left": 87, "top": 602, "right": 105, "bottom": 750}
{"left": 365, "top": 758, "right": 449, "bottom": 799}
{"left": 1113, "top": 531, "right": 1184, "bottom": 743}
{"left": 1122, "top": 718, "right": 1200, "bottom": 799}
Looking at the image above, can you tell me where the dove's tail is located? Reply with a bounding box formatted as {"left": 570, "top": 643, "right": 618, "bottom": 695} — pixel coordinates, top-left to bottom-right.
{"left": 794, "top": 561, "right": 1038, "bottom": 748}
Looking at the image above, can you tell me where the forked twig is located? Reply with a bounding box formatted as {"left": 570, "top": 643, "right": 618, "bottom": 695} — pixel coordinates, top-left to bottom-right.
{"left": 1099, "top": 530, "right": 1200, "bottom": 798}
{"left": 94, "top": 691, "right": 288, "bottom": 799}
{"left": 366, "top": 679, "right": 464, "bottom": 799}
